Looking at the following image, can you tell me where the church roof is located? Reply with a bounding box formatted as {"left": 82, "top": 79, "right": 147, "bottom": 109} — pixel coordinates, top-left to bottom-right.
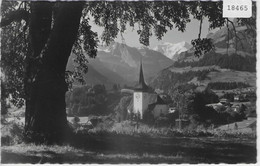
{"left": 134, "top": 60, "right": 151, "bottom": 92}
{"left": 148, "top": 95, "right": 167, "bottom": 111}
{"left": 156, "top": 95, "right": 166, "bottom": 104}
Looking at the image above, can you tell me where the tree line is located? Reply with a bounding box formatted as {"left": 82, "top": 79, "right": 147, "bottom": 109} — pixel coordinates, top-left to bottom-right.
{"left": 207, "top": 82, "right": 251, "bottom": 90}
{"left": 66, "top": 84, "right": 121, "bottom": 116}
{"left": 174, "top": 52, "right": 256, "bottom": 72}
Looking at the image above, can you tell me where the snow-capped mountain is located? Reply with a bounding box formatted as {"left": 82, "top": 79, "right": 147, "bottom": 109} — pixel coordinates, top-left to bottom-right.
{"left": 67, "top": 42, "right": 173, "bottom": 87}
{"left": 97, "top": 42, "right": 173, "bottom": 82}
{"left": 153, "top": 41, "right": 192, "bottom": 61}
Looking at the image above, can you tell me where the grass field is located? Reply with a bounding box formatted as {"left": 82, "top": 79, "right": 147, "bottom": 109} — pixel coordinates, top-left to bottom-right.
{"left": 1, "top": 134, "right": 256, "bottom": 164}
{"left": 1, "top": 113, "right": 257, "bottom": 164}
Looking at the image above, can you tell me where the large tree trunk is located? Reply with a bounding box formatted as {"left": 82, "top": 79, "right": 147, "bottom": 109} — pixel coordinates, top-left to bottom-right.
{"left": 24, "top": 2, "right": 84, "bottom": 144}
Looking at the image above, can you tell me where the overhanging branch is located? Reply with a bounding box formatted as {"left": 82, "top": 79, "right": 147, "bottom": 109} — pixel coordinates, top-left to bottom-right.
{"left": 198, "top": 16, "right": 203, "bottom": 39}
{"left": 227, "top": 19, "right": 245, "bottom": 52}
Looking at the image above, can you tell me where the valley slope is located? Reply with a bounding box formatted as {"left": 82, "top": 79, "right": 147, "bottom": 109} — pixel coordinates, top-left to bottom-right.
{"left": 149, "top": 23, "right": 256, "bottom": 94}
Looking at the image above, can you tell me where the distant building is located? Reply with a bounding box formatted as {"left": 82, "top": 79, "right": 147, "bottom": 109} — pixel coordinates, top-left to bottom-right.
{"left": 220, "top": 98, "right": 229, "bottom": 104}
{"left": 148, "top": 96, "right": 169, "bottom": 118}
{"left": 168, "top": 107, "right": 176, "bottom": 114}
{"left": 234, "top": 95, "right": 241, "bottom": 102}
{"left": 231, "top": 104, "right": 240, "bottom": 112}
{"left": 206, "top": 102, "right": 224, "bottom": 110}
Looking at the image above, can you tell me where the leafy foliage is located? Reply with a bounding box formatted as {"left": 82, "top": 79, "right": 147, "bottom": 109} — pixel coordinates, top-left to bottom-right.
{"left": 1, "top": 121, "right": 24, "bottom": 146}
{"left": 1, "top": 2, "right": 29, "bottom": 107}
{"left": 87, "top": 1, "right": 191, "bottom": 46}
{"left": 191, "top": 38, "right": 215, "bottom": 57}
{"left": 234, "top": 3, "right": 257, "bottom": 54}
{"left": 68, "top": 11, "right": 99, "bottom": 86}
{"left": 114, "top": 95, "right": 132, "bottom": 122}
{"left": 66, "top": 85, "right": 121, "bottom": 116}
{"left": 171, "top": 91, "right": 193, "bottom": 120}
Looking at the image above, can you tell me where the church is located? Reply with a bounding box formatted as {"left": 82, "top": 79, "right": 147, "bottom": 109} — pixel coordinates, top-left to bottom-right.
{"left": 132, "top": 61, "right": 169, "bottom": 119}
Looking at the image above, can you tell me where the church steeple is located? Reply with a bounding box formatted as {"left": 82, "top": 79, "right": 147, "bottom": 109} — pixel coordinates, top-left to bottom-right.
{"left": 135, "top": 58, "right": 149, "bottom": 92}
{"left": 139, "top": 60, "right": 145, "bottom": 85}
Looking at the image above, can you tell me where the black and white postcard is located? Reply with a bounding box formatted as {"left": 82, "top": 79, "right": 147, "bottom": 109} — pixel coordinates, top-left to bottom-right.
{"left": 1, "top": 0, "right": 258, "bottom": 164}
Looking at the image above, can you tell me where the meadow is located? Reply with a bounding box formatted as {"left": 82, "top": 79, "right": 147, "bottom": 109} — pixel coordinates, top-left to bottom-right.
{"left": 1, "top": 118, "right": 257, "bottom": 164}
{"left": 1, "top": 135, "right": 256, "bottom": 164}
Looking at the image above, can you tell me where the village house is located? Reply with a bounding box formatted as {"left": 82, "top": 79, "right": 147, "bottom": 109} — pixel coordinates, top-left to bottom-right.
{"left": 219, "top": 98, "right": 230, "bottom": 105}
{"left": 206, "top": 102, "right": 226, "bottom": 112}
{"left": 234, "top": 95, "right": 241, "bottom": 102}
{"left": 231, "top": 104, "right": 240, "bottom": 112}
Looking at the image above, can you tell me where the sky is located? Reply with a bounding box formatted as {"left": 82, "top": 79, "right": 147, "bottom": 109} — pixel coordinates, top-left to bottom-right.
{"left": 90, "top": 18, "right": 212, "bottom": 48}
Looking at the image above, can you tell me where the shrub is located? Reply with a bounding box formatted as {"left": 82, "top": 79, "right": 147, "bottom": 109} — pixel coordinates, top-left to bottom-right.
{"left": 72, "top": 118, "right": 256, "bottom": 139}
{"left": 1, "top": 122, "right": 24, "bottom": 146}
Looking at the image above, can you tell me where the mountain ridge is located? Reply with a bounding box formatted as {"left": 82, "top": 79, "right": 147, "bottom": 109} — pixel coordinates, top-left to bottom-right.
{"left": 67, "top": 42, "right": 173, "bottom": 87}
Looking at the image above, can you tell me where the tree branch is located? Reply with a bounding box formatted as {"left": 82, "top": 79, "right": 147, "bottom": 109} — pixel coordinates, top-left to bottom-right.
{"left": 1, "top": 9, "right": 29, "bottom": 27}
{"left": 198, "top": 16, "right": 203, "bottom": 39}
{"left": 226, "top": 19, "right": 229, "bottom": 55}
{"left": 227, "top": 19, "right": 245, "bottom": 52}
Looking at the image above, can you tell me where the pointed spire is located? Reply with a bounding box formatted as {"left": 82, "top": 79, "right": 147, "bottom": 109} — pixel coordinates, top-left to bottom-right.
{"left": 135, "top": 56, "right": 149, "bottom": 92}
{"left": 139, "top": 58, "right": 145, "bottom": 85}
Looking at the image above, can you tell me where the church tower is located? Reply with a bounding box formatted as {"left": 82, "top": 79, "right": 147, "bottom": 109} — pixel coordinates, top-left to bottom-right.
{"left": 133, "top": 60, "right": 150, "bottom": 119}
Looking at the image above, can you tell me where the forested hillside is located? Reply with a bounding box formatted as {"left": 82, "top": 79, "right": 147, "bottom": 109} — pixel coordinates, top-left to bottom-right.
{"left": 173, "top": 52, "right": 256, "bottom": 72}
{"left": 150, "top": 69, "right": 213, "bottom": 93}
